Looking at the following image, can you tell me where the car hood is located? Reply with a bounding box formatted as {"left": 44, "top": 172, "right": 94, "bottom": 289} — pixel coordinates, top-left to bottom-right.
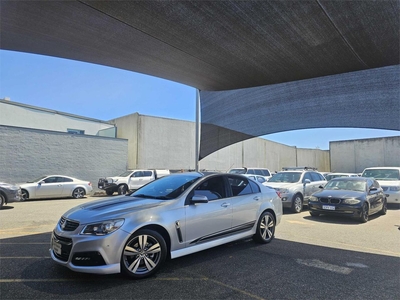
{"left": 62, "top": 196, "right": 169, "bottom": 223}
{"left": 0, "top": 182, "right": 19, "bottom": 189}
{"left": 265, "top": 182, "right": 298, "bottom": 189}
{"left": 312, "top": 190, "right": 365, "bottom": 198}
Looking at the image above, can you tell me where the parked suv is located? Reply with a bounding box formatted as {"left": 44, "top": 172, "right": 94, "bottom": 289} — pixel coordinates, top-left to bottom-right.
{"left": 228, "top": 167, "right": 272, "bottom": 181}
{"left": 265, "top": 170, "right": 327, "bottom": 212}
{"left": 361, "top": 167, "right": 400, "bottom": 204}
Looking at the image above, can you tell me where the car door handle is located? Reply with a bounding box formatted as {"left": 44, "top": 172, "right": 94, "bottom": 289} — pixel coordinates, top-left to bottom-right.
{"left": 253, "top": 196, "right": 260, "bottom": 201}
{"left": 221, "top": 203, "right": 230, "bottom": 208}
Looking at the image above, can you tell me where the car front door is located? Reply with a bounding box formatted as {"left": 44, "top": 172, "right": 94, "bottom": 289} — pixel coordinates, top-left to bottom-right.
{"left": 35, "top": 176, "right": 64, "bottom": 198}
{"left": 128, "top": 171, "right": 150, "bottom": 190}
{"left": 184, "top": 176, "right": 232, "bottom": 246}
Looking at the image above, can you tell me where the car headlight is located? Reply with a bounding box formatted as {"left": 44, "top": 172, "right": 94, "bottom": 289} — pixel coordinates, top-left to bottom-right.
{"left": 81, "top": 219, "right": 124, "bottom": 235}
{"left": 309, "top": 196, "right": 318, "bottom": 202}
{"left": 278, "top": 188, "right": 289, "bottom": 193}
{"left": 389, "top": 186, "right": 400, "bottom": 191}
{"left": 342, "top": 199, "right": 361, "bottom": 205}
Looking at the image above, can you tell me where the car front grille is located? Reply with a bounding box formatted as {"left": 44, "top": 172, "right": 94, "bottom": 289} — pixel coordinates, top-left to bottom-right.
{"left": 59, "top": 217, "right": 79, "bottom": 231}
{"left": 320, "top": 197, "right": 341, "bottom": 204}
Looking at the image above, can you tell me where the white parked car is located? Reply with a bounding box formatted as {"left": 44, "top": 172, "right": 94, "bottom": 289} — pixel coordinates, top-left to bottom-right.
{"left": 361, "top": 167, "right": 400, "bottom": 204}
{"left": 228, "top": 167, "right": 273, "bottom": 181}
{"left": 265, "top": 170, "right": 327, "bottom": 213}
{"left": 19, "top": 175, "right": 93, "bottom": 201}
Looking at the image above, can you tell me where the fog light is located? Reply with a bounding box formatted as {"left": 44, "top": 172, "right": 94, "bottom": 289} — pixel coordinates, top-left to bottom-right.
{"left": 282, "top": 197, "right": 287, "bottom": 201}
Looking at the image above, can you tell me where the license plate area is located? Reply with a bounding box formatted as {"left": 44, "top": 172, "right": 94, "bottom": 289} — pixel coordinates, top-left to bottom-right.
{"left": 52, "top": 240, "right": 62, "bottom": 255}
{"left": 322, "top": 205, "right": 335, "bottom": 210}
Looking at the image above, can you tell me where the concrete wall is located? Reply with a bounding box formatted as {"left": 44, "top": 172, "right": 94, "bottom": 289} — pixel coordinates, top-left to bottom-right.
{"left": 0, "top": 125, "right": 128, "bottom": 190}
{"left": 110, "top": 113, "right": 330, "bottom": 172}
{"left": 0, "top": 99, "right": 115, "bottom": 136}
{"left": 330, "top": 136, "right": 400, "bottom": 173}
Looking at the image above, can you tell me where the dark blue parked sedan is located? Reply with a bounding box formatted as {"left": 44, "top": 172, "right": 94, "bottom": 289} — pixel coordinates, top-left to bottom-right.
{"left": 308, "top": 177, "right": 387, "bottom": 223}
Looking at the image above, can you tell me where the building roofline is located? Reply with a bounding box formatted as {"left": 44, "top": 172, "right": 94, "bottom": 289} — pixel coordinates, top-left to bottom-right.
{"left": 0, "top": 98, "right": 114, "bottom": 125}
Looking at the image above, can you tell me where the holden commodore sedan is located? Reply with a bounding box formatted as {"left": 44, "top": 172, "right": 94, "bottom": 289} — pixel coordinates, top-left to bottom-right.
{"left": 308, "top": 177, "right": 387, "bottom": 223}
{"left": 19, "top": 175, "right": 92, "bottom": 201}
{"left": 50, "top": 172, "right": 282, "bottom": 279}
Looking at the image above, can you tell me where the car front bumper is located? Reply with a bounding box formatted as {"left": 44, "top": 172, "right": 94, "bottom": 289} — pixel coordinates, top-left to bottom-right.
{"left": 308, "top": 202, "right": 363, "bottom": 218}
{"left": 50, "top": 225, "right": 130, "bottom": 275}
{"left": 279, "top": 192, "right": 295, "bottom": 208}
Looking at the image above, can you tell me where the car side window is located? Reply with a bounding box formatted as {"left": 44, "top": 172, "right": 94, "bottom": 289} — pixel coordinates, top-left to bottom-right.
{"left": 44, "top": 177, "right": 57, "bottom": 183}
{"left": 249, "top": 180, "right": 261, "bottom": 193}
{"left": 262, "top": 169, "right": 271, "bottom": 176}
{"left": 194, "top": 177, "right": 226, "bottom": 200}
{"left": 373, "top": 180, "right": 380, "bottom": 189}
{"left": 143, "top": 171, "right": 152, "bottom": 177}
{"left": 302, "top": 172, "right": 312, "bottom": 182}
{"left": 310, "top": 172, "right": 322, "bottom": 181}
{"left": 132, "top": 171, "right": 144, "bottom": 177}
{"left": 228, "top": 176, "right": 253, "bottom": 196}
{"left": 247, "top": 169, "right": 255, "bottom": 174}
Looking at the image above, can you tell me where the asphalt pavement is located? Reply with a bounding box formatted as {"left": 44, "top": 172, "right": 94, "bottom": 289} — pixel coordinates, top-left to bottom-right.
{"left": 1, "top": 196, "right": 399, "bottom": 300}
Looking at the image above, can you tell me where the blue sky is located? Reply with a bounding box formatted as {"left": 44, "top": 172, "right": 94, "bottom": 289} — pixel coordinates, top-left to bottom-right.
{"left": 1, "top": 50, "right": 399, "bottom": 150}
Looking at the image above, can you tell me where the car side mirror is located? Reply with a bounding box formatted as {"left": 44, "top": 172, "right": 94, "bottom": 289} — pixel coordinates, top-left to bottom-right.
{"left": 191, "top": 195, "right": 209, "bottom": 204}
{"left": 39, "top": 181, "right": 45, "bottom": 185}
{"left": 369, "top": 187, "right": 378, "bottom": 191}
{"left": 318, "top": 185, "right": 324, "bottom": 189}
{"left": 303, "top": 179, "right": 311, "bottom": 185}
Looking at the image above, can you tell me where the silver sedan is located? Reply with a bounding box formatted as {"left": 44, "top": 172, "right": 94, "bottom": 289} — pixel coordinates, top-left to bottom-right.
{"left": 50, "top": 172, "right": 282, "bottom": 279}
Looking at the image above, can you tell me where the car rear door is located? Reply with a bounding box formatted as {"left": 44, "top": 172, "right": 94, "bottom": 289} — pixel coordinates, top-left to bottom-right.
{"left": 228, "top": 175, "right": 261, "bottom": 230}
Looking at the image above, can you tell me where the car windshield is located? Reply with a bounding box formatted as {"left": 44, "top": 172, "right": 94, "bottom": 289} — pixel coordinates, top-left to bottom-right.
{"left": 362, "top": 169, "right": 400, "bottom": 181}
{"left": 268, "top": 172, "right": 301, "bottom": 183}
{"left": 118, "top": 171, "right": 133, "bottom": 177}
{"left": 27, "top": 175, "right": 47, "bottom": 183}
{"left": 228, "top": 169, "right": 246, "bottom": 174}
{"left": 324, "top": 180, "right": 366, "bottom": 192}
{"left": 130, "top": 174, "right": 200, "bottom": 200}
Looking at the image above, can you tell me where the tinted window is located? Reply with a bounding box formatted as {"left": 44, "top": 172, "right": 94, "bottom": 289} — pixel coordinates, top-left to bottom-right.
{"left": 254, "top": 169, "right": 263, "bottom": 175}
{"left": 194, "top": 177, "right": 226, "bottom": 199}
{"left": 44, "top": 177, "right": 58, "bottom": 183}
{"left": 228, "top": 176, "right": 253, "bottom": 196}
{"left": 143, "top": 171, "right": 152, "bottom": 177}
{"left": 249, "top": 180, "right": 261, "bottom": 193}
{"left": 302, "top": 172, "right": 312, "bottom": 182}
{"left": 262, "top": 169, "right": 271, "bottom": 176}
{"left": 310, "top": 172, "right": 323, "bottom": 181}
{"left": 133, "top": 171, "right": 144, "bottom": 177}
{"left": 247, "top": 169, "right": 255, "bottom": 174}
{"left": 269, "top": 172, "right": 301, "bottom": 183}
{"left": 256, "top": 176, "right": 266, "bottom": 183}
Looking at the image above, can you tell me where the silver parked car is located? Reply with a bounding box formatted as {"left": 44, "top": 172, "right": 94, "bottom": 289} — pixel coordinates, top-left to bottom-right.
{"left": 50, "top": 172, "right": 282, "bottom": 279}
{"left": 265, "top": 170, "right": 327, "bottom": 213}
{"left": 0, "top": 181, "right": 21, "bottom": 209}
{"left": 361, "top": 167, "right": 400, "bottom": 204}
{"left": 19, "top": 175, "right": 93, "bottom": 201}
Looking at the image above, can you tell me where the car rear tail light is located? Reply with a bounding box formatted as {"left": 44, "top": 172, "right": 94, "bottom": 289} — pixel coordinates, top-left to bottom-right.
{"left": 88, "top": 182, "right": 92, "bottom": 186}
{"left": 276, "top": 191, "right": 281, "bottom": 198}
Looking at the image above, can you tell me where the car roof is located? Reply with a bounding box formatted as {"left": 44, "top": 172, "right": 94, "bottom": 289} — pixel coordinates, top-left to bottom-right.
{"left": 363, "top": 167, "right": 400, "bottom": 170}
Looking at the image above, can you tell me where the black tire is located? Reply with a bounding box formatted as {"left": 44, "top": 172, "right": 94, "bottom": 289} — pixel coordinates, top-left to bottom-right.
{"left": 309, "top": 211, "right": 320, "bottom": 217}
{"left": 20, "top": 189, "right": 29, "bottom": 201}
{"left": 121, "top": 229, "right": 167, "bottom": 279}
{"left": 106, "top": 190, "right": 114, "bottom": 196}
{"left": 358, "top": 203, "right": 369, "bottom": 223}
{"left": 118, "top": 184, "right": 128, "bottom": 195}
{"left": 291, "top": 194, "right": 303, "bottom": 213}
{"left": 0, "top": 193, "right": 5, "bottom": 209}
{"left": 379, "top": 198, "right": 387, "bottom": 215}
{"left": 253, "top": 211, "right": 275, "bottom": 244}
{"left": 72, "top": 187, "right": 85, "bottom": 199}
